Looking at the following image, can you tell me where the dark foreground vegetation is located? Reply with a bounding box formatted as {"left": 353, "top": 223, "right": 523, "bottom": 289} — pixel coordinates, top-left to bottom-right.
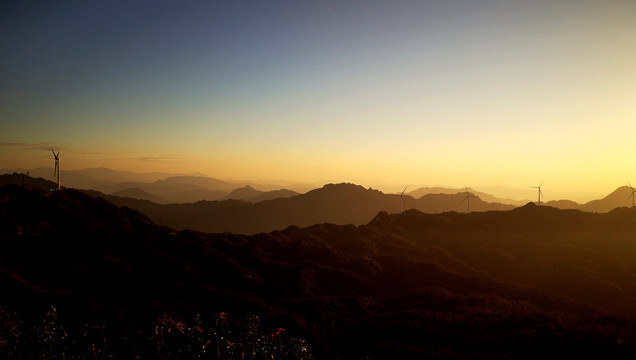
{"left": 0, "top": 305, "right": 311, "bottom": 359}
{"left": 2, "top": 184, "right": 636, "bottom": 358}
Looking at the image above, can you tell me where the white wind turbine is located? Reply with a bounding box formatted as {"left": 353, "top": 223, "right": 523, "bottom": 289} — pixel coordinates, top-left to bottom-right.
{"left": 530, "top": 181, "right": 543, "bottom": 206}
{"left": 51, "top": 149, "right": 60, "bottom": 189}
{"left": 628, "top": 183, "right": 635, "bottom": 208}
{"left": 461, "top": 187, "right": 476, "bottom": 213}
{"left": 397, "top": 187, "right": 407, "bottom": 214}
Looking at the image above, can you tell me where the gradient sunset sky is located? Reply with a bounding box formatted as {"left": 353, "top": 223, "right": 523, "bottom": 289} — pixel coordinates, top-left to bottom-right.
{"left": 1, "top": 1, "right": 634, "bottom": 202}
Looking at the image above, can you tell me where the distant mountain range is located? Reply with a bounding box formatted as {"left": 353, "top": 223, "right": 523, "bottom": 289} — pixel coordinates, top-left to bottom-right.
{"left": 408, "top": 185, "right": 636, "bottom": 213}
{"left": 2, "top": 183, "right": 636, "bottom": 358}
{"left": 83, "top": 183, "right": 515, "bottom": 234}
{"left": 3, "top": 171, "right": 636, "bottom": 235}
{"left": 2, "top": 169, "right": 635, "bottom": 217}
{"left": 578, "top": 186, "right": 634, "bottom": 212}
{"left": 541, "top": 186, "right": 635, "bottom": 212}
{"left": 110, "top": 187, "right": 169, "bottom": 203}
{"left": 9, "top": 167, "right": 196, "bottom": 189}
{"left": 94, "top": 179, "right": 300, "bottom": 204}
{"left": 93, "top": 176, "right": 233, "bottom": 203}
{"left": 220, "top": 185, "right": 299, "bottom": 202}
{"left": 407, "top": 186, "right": 529, "bottom": 206}
{"left": 0, "top": 168, "right": 315, "bottom": 195}
{"left": 544, "top": 199, "right": 581, "bottom": 209}
{"left": 1, "top": 167, "right": 311, "bottom": 204}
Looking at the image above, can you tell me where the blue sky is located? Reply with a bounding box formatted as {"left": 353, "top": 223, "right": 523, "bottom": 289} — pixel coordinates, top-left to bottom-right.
{"left": 1, "top": 0, "right": 635, "bottom": 201}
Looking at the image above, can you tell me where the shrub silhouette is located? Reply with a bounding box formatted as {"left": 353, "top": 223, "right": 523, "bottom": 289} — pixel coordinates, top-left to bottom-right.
{"left": 0, "top": 305, "right": 312, "bottom": 360}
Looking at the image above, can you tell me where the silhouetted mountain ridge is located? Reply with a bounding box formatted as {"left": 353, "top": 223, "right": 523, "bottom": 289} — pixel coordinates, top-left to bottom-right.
{"left": 544, "top": 199, "right": 581, "bottom": 209}
{"left": 579, "top": 186, "right": 634, "bottom": 212}
{"left": 0, "top": 173, "right": 59, "bottom": 190}
{"left": 22, "top": 167, "right": 188, "bottom": 189}
{"left": 407, "top": 186, "right": 528, "bottom": 206}
{"left": 2, "top": 183, "right": 636, "bottom": 358}
{"left": 92, "top": 183, "right": 515, "bottom": 234}
{"left": 222, "top": 185, "right": 299, "bottom": 202}
{"left": 110, "top": 187, "right": 169, "bottom": 203}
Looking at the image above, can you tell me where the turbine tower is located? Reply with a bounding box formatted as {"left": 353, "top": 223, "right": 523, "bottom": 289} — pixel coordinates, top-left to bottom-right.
{"left": 51, "top": 149, "right": 60, "bottom": 190}
{"left": 628, "top": 183, "right": 635, "bottom": 208}
{"left": 461, "top": 187, "right": 475, "bottom": 213}
{"left": 398, "top": 187, "right": 407, "bottom": 214}
{"left": 530, "top": 182, "right": 543, "bottom": 206}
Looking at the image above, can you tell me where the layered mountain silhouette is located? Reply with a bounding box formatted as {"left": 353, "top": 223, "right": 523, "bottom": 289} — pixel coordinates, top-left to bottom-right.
{"left": 110, "top": 187, "right": 169, "bottom": 203}
{"left": 2, "top": 183, "right": 636, "bottom": 359}
{"left": 63, "top": 180, "right": 636, "bottom": 235}
{"left": 578, "top": 186, "right": 635, "bottom": 212}
{"left": 540, "top": 187, "right": 634, "bottom": 212}
{"left": 221, "top": 185, "right": 299, "bottom": 202}
{"left": 92, "top": 175, "right": 305, "bottom": 204}
{"left": 544, "top": 199, "right": 581, "bottom": 209}
{"left": 19, "top": 166, "right": 188, "bottom": 189}
{"left": 408, "top": 184, "right": 636, "bottom": 213}
{"left": 4, "top": 168, "right": 315, "bottom": 203}
{"left": 93, "top": 183, "right": 515, "bottom": 234}
{"left": 94, "top": 176, "right": 233, "bottom": 203}
{"left": 407, "top": 186, "right": 528, "bottom": 206}
{"left": 7, "top": 168, "right": 633, "bottom": 213}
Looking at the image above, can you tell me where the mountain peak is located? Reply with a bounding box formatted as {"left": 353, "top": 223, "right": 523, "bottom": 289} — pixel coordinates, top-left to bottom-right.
{"left": 319, "top": 182, "right": 378, "bottom": 193}
{"left": 369, "top": 210, "right": 392, "bottom": 227}
{"left": 0, "top": 172, "right": 60, "bottom": 190}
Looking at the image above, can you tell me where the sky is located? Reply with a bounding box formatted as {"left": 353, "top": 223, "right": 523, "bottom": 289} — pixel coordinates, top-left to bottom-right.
{"left": 1, "top": 0, "right": 634, "bottom": 202}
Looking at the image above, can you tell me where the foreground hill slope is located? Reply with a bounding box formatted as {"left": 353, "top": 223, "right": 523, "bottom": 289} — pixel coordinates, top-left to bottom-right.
{"left": 0, "top": 172, "right": 59, "bottom": 189}
{"left": 2, "top": 184, "right": 636, "bottom": 358}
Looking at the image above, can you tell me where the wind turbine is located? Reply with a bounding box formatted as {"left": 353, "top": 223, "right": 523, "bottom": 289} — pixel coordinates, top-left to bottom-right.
{"left": 628, "top": 183, "right": 635, "bottom": 208}
{"left": 530, "top": 181, "right": 543, "bottom": 206}
{"left": 461, "top": 187, "right": 475, "bottom": 213}
{"left": 51, "top": 149, "right": 60, "bottom": 190}
{"left": 398, "top": 187, "right": 407, "bottom": 214}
